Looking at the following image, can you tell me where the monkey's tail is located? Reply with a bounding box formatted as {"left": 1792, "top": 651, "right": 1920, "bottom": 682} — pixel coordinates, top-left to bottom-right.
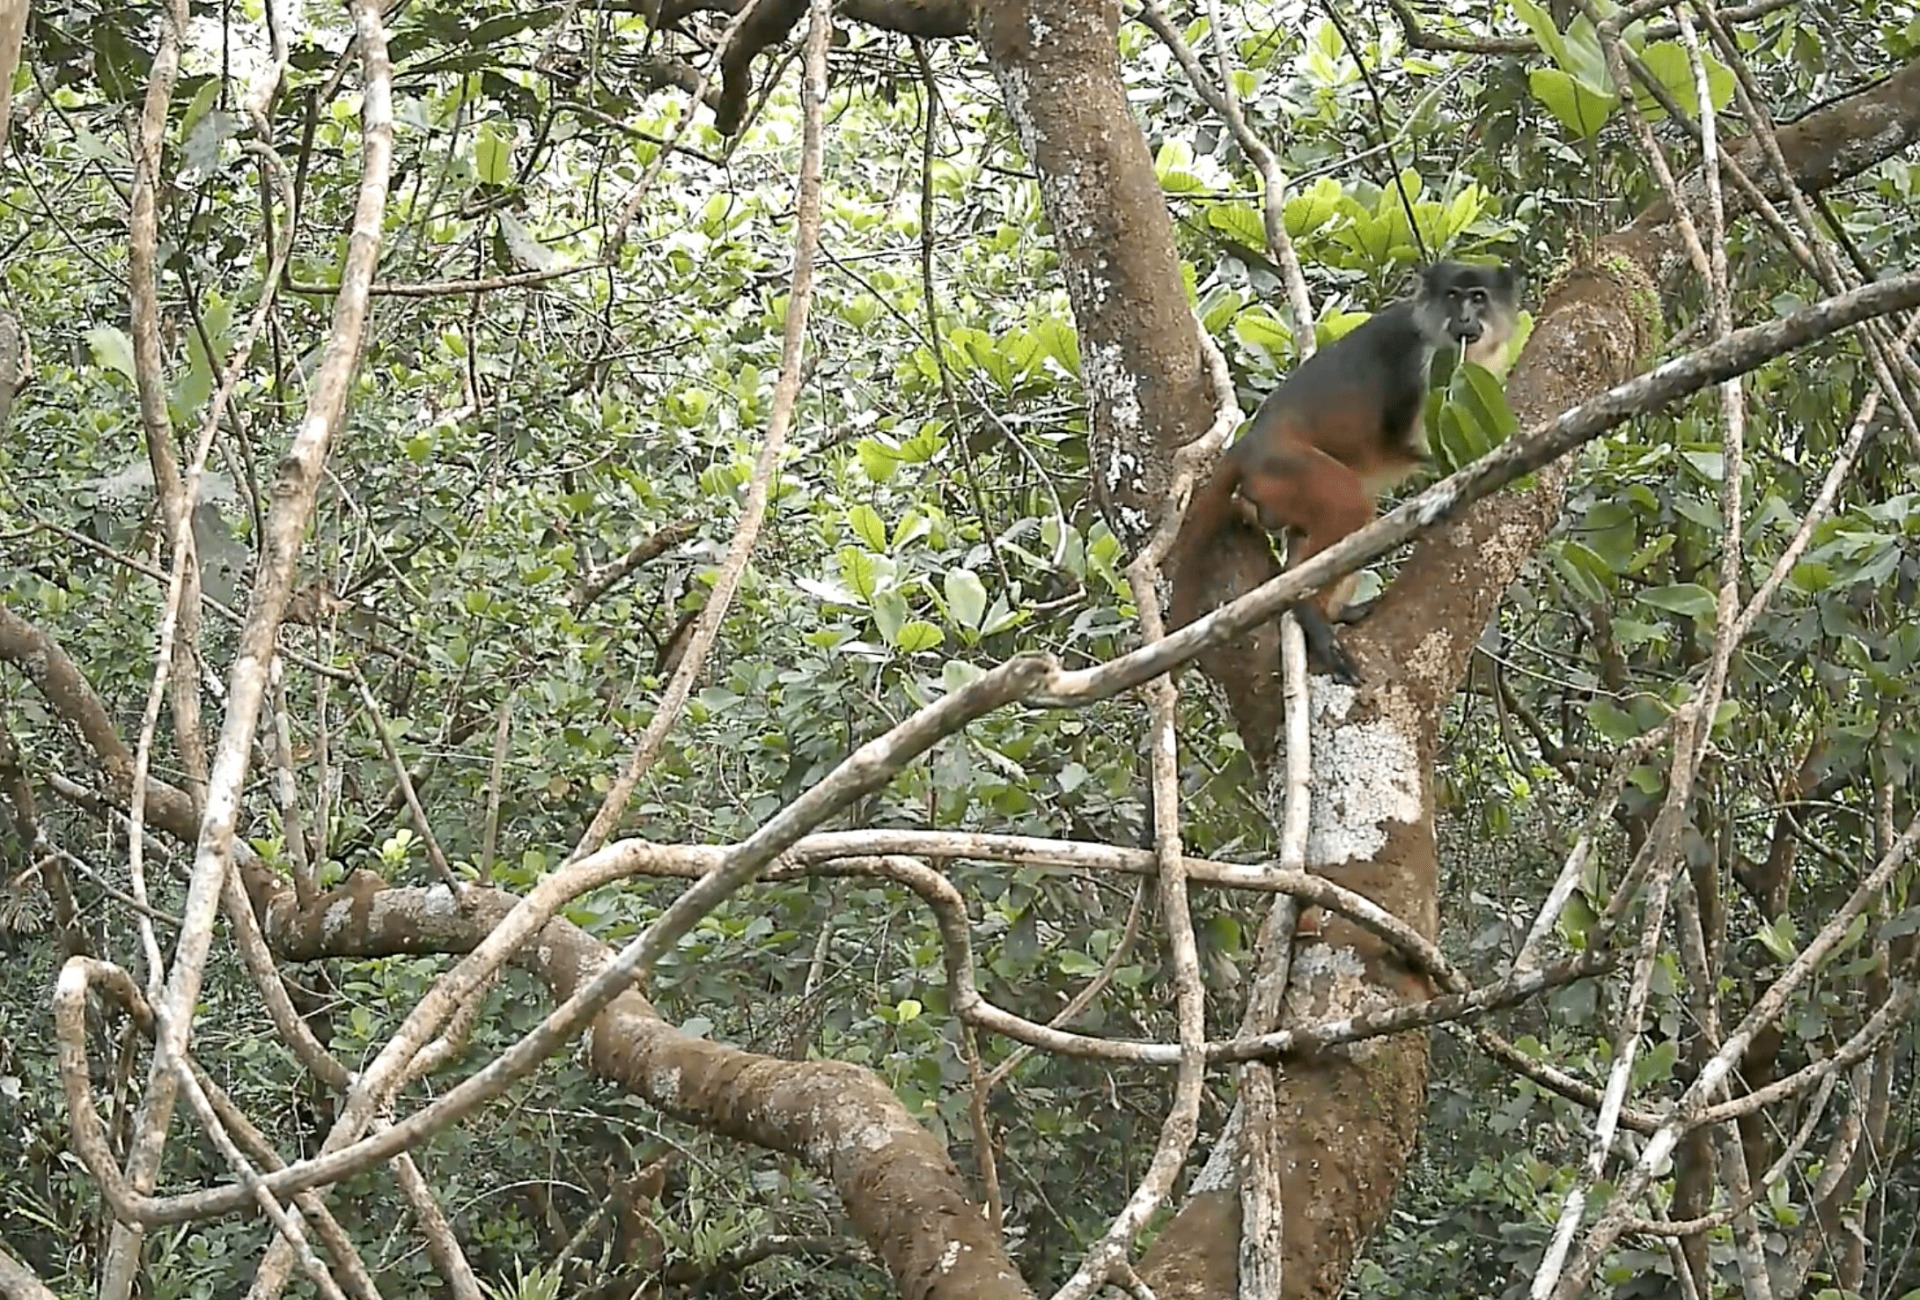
{"left": 1166, "top": 458, "right": 1241, "bottom": 631}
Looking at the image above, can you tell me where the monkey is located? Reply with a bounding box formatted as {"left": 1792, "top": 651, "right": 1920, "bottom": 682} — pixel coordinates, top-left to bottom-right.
{"left": 1167, "top": 260, "right": 1520, "bottom": 684}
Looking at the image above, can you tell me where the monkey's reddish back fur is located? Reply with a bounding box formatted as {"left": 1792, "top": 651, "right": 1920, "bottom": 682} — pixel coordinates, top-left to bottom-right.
{"left": 1167, "top": 262, "right": 1518, "bottom": 680}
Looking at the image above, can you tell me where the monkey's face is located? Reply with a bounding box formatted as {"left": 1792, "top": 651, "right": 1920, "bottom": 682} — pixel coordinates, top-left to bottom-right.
{"left": 1441, "top": 280, "right": 1499, "bottom": 344}
{"left": 1422, "top": 262, "right": 1519, "bottom": 367}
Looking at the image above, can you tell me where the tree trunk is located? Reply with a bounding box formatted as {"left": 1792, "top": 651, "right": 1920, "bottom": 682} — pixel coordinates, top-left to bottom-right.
{"left": 976, "top": 7, "right": 1920, "bottom": 1290}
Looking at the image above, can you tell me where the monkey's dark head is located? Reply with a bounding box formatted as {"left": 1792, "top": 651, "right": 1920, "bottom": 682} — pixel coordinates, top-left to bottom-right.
{"left": 1417, "top": 260, "right": 1519, "bottom": 368}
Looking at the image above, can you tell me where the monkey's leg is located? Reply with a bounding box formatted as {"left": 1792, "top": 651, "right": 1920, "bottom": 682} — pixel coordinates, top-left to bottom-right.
{"left": 1242, "top": 446, "right": 1373, "bottom": 685}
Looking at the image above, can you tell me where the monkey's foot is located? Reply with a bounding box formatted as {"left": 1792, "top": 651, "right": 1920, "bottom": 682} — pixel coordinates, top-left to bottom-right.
{"left": 1293, "top": 607, "right": 1362, "bottom": 685}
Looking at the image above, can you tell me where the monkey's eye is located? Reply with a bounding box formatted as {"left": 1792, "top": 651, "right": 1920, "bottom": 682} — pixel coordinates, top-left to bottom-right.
{"left": 1469, "top": 289, "right": 1488, "bottom": 304}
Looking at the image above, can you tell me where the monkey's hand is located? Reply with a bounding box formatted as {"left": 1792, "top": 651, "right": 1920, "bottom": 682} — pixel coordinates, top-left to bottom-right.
{"left": 1333, "top": 594, "right": 1382, "bottom": 625}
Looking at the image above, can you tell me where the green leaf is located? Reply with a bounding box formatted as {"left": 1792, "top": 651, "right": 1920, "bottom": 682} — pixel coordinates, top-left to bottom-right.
{"left": 891, "top": 619, "right": 944, "bottom": 653}
{"left": 86, "top": 326, "right": 138, "bottom": 385}
{"left": 1434, "top": 404, "right": 1482, "bottom": 474}
{"left": 837, "top": 547, "right": 882, "bottom": 602}
{"left": 181, "top": 108, "right": 238, "bottom": 178}
{"left": 1881, "top": 908, "right": 1920, "bottom": 941}
{"left": 1632, "top": 1038, "right": 1680, "bottom": 1088}
{"left": 1680, "top": 448, "right": 1724, "bottom": 482}
{"left": 1824, "top": 912, "right": 1870, "bottom": 964}
{"left": 1283, "top": 177, "right": 1346, "bottom": 238}
{"left": 893, "top": 509, "right": 932, "bottom": 549}
{"left": 1756, "top": 915, "right": 1798, "bottom": 962}
{"left": 1453, "top": 361, "right": 1518, "bottom": 442}
{"left": 1509, "top": 0, "right": 1572, "bottom": 66}
{"left": 1586, "top": 698, "right": 1640, "bottom": 743}
{"left": 1638, "top": 583, "right": 1718, "bottom": 619}
{"left": 856, "top": 438, "right": 902, "bottom": 483}
{"left": 1636, "top": 41, "right": 1737, "bottom": 121}
{"left": 1031, "top": 318, "right": 1080, "bottom": 377}
{"left": 1336, "top": 211, "right": 1395, "bottom": 264}
{"left": 1154, "top": 139, "right": 1203, "bottom": 193}
{"left": 1559, "top": 15, "right": 1613, "bottom": 88}
{"left": 1233, "top": 307, "right": 1292, "bottom": 360}
{"left": 945, "top": 568, "right": 989, "bottom": 631}
{"left": 1626, "top": 533, "right": 1674, "bottom": 574}
{"left": 1315, "top": 308, "right": 1372, "bottom": 348}
{"left": 1159, "top": 166, "right": 1206, "bottom": 194}
{"left": 1557, "top": 892, "right": 1597, "bottom": 950}
{"left": 848, "top": 504, "right": 888, "bottom": 551}
{"left": 1201, "top": 289, "right": 1247, "bottom": 336}
{"left": 1554, "top": 540, "right": 1614, "bottom": 603}
{"left": 497, "top": 212, "right": 557, "bottom": 272}
{"left": 1529, "top": 68, "right": 1616, "bottom": 138}
{"left": 871, "top": 586, "right": 908, "bottom": 641}
{"left": 178, "top": 78, "right": 221, "bottom": 145}
{"left": 1208, "top": 202, "right": 1267, "bottom": 252}
{"left": 476, "top": 123, "right": 514, "bottom": 187}
{"left": 943, "top": 659, "right": 989, "bottom": 692}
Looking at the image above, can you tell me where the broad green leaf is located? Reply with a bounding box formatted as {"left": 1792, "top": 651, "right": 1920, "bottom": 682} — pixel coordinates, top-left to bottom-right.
{"left": 1554, "top": 540, "right": 1614, "bottom": 603}
{"left": 1510, "top": 0, "right": 1572, "bottom": 66}
{"left": 1032, "top": 318, "right": 1080, "bottom": 377}
{"left": 837, "top": 547, "right": 882, "bottom": 602}
{"left": 1336, "top": 211, "right": 1395, "bottom": 264}
{"left": 893, "top": 510, "right": 933, "bottom": 549}
{"left": 870, "top": 586, "right": 908, "bottom": 641}
{"left": 1529, "top": 68, "right": 1616, "bottom": 138}
{"left": 856, "top": 438, "right": 902, "bottom": 482}
{"left": 1638, "top": 583, "right": 1718, "bottom": 619}
{"left": 497, "top": 212, "right": 557, "bottom": 271}
{"left": 1559, "top": 15, "right": 1613, "bottom": 88}
{"left": 1234, "top": 307, "right": 1292, "bottom": 359}
{"left": 942, "top": 659, "right": 989, "bottom": 692}
{"left": 1680, "top": 449, "right": 1724, "bottom": 481}
{"left": 892, "top": 620, "right": 944, "bottom": 653}
{"left": 86, "top": 326, "right": 137, "bottom": 385}
{"left": 1454, "top": 361, "right": 1518, "bottom": 442}
{"left": 1756, "top": 915, "right": 1798, "bottom": 962}
{"left": 1881, "top": 908, "right": 1920, "bottom": 941}
{"left": 1636, "top": 41, "right": 1737, "bottom": 121}
{"left": 848, "top": 504, "right": 888, "bottom": 551}
{"left": 945, "top": 568, "right": 989, "bottom": 631}
{"left": 1283, "top": 177, "right": 1346, "bottom": 238}
{"left": 1626, "top": 533, "right": 1674, "bottom": 574}
{"left": 1208, "top": 202, "right": 1267, "bottom": 252}
{"left": 1315, "top": 308, "right": 1372, "bottom": 348}
{"left": 1586, "top": 698, "right": 1640, "bottom": 743}
{"left": 476, "top": 123, "right": 514, "bottom": 186}
{"left": 1159, "top": 166, "right": 1206, "bottom": 194}
{"left": 1632, "top": 1038, "right": 1680, "bottom": 1088}
{"left": 1201, "top": 289, "right": 1247, "bottom": 336}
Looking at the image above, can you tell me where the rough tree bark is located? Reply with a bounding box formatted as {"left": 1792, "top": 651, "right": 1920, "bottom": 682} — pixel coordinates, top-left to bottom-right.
{"left": 973, "top": 0, "right": 1217, "bottom": 540}
{"left": 971, "top": 4, "right": 1920, "bottom": 1293}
